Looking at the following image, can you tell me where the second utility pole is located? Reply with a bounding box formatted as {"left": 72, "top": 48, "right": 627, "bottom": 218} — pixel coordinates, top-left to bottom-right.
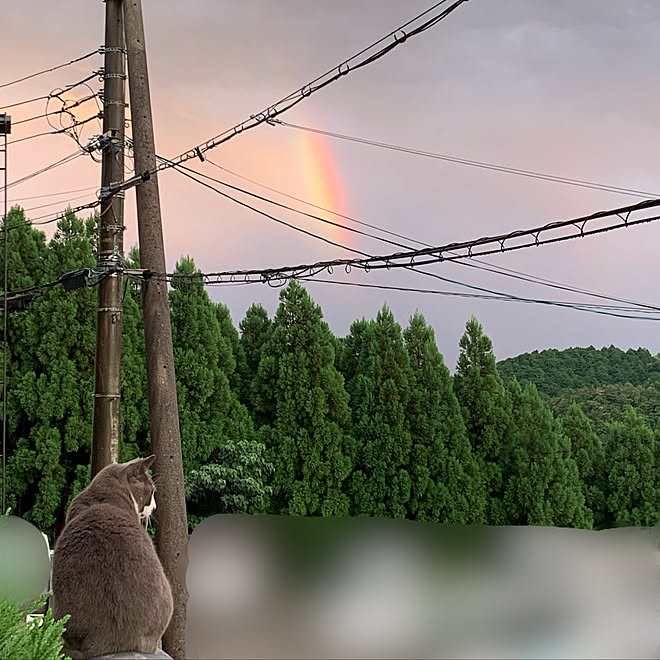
{"left": 91, "top": 0, "right": 126, "bottom": 478}
{"left": 124, "top": 1, "right": 188, "bottom": 658}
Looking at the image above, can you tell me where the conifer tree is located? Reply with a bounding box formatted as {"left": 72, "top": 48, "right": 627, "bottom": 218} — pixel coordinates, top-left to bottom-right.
{"left": 238, "top": 303, "right": 272, "bottom": 419}
{"left": 453, "top": 316, "right": 510, "bottom": 524}
{"left": 560, "top": 402, "right": 606, "bottom": 527}
{"left": 403, "top": 313, "right": 484, "bottom": 523}
{"left": 2, "top": 209, "right": 49, "bottom": 523}
{"left": 170, "top": 258, "right": 254, "bottom": 464}
{"left": 7, "top": 211, "right": 97, "bottom": 534}
{"left": 169, "top": 257, "right": 271, "bottom": 515}
{"left": 344, "top": 306, "right": 413, "bottom": 519}
{"left": 215, "top": 302, "right": 245, "bottom": 393}
{"left": 606, "top": 407, "right": 658, "bottom": 527}
{"left": 504, "top": 380, "right": 590, "bottom": 528}
{"left": 254, "top": 281, "right": 352, "bottom": 516}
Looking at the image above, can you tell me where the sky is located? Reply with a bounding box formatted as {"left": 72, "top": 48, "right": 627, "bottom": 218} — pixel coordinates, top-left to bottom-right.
{"left": 2, "top": 0, "right": 660, "bottom": 368}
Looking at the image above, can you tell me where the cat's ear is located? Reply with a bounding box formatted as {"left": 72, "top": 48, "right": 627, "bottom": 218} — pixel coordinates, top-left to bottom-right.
{"left": 125, "top": 455, "right": 155, "bottom": 478}
{"left": 141, "top": 455, "right": 156, "bottom": 471}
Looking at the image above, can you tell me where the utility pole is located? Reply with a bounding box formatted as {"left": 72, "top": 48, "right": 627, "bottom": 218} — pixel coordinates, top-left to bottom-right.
{"left": 123, "top": 1, "right": 188, "bottom": 658}
{"left": 0, "top": 113, "right": 10, "bottom": 514}
{"left": 91, "top": 0, "right": 126, "bottom": 478}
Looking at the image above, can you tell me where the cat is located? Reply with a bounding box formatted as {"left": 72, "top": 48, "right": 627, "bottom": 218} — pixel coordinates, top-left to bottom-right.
{"left": 51, "top": 456, "right": 174, "bottom": 660}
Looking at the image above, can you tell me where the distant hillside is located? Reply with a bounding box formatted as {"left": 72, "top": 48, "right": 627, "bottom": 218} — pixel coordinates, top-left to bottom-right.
{"left": 497, "top": 346, "right": 660, "bottom": 397}
{"left": 547, "top": 383, "right": 660, "bottom": 438}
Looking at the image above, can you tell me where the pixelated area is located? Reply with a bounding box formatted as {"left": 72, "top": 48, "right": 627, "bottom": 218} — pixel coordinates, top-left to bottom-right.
{"left": 0, "top": 515, "right": 51, "bottom": 605}
{"left": 185, "top": 516, "right": 660, "bottom": 659}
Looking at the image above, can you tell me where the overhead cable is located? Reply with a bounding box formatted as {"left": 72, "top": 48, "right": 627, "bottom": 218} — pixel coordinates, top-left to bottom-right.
{"left": 148, "top": 159, "right": 660, "bottom": 318}
{"left": 162, "top": 156, "right": 367, "bottom": 257}
{"left": 272, "top": 121, "right": 659, "bottom": 200}
{"left": 203, "top": 157, "right": 658, "bottom": 311}
{"left": 146, "top": 197, "right": 660, "bottom": 284}
{"left": 169, "top": 157, "right": 660, "bottom": 313}
{"left": 5, "top": 151, "right": 84, "bottom": 191}
{"left": 297, "top": 278, "right": 660, "bottom": 321}
{"left": 109, "top": 0, "right": 469, "bottom": 196}
{"left": 0, "top": 72, "right": 101, "bottom": 110}
{"left": 0, "top": 49, "right": 100, "bottom": 90}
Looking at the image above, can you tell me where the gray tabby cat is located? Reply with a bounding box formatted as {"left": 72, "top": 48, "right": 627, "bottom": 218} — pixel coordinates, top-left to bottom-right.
{"left": 51, "top": 456, "right": 174, "bottom": 660}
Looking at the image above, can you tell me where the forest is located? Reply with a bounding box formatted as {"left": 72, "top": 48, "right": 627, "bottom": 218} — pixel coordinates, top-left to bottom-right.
{"left": 3, "top": 207, "right": 659, "bottom": 540}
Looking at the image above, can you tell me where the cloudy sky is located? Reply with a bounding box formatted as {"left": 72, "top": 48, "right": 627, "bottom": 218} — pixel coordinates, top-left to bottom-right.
{"left": 2, "top": 0, "right": 660, "bottom": 367}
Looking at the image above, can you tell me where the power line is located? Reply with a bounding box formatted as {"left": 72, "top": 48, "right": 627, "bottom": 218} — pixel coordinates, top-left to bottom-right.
{"left": 0, "top": 49, "right": 100, "bottom": 90}
{"left": 45, "top": 84, "right": 103, "bottom": 152}
{"left": 173, "top": 155, "right": 660, "bottom": 312}
{"left": 205, "top": 157, "right": 425, "bottom": 247}
{"left": 6, "top": 114, "right": 101, "bottom": 147}
{"left": 0, "top": 72, "right": 100, "bottom": 110}
{"left": 11, "top": 93, "right": 99, "bottom": 127}
{"left": 146, "top": 196, "right": 660, "bottom": 283}
{"left": 168, "top": 156, "right": 660, "bottom": 313}
{"left": 272, "top": 120, "right": 659, "bottom": 201}
{"left": 204, "top": 156, "right": 659, "bottom": 311}
{"left": 6, "top": 185, "right": 98, "bottom": 204}
{"left": 0, "top": 268, "right": 109, "bottom": 312}
{"left": 3, "top": 200, "right": 100, "bottom": 232}
{"left": 152, "top": 158, "right": 660, "bottom": 316}
{"left": 109, "top": 0, "right": 469, "bottom": 197}
{"left": 18, "top": 193, "right": 97, "bottom": 214}
{"left": 403, "top": 265, "right": 660, "bottom": 317}
{"left": 162, "top": 156, "right": 367, "bottom": 257}
{"left": 5, "top": 151, "right": 84, "bottom": 192}
{"left": 24, "top": 200, "right": 100, "bottom": 227}
{"left": 171, "top": 160, "right": 410, "bottom": 251}
{"left": 296, "top": 278, "right": 660, "bottom": 321}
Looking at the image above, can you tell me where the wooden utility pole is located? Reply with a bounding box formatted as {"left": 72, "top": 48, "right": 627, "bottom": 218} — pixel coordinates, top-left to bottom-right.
{"left": 91, "top": 0, "right": 127, "bottom": 478}
{"left": 123, "top": 1, "right": 188, "bottom": 657}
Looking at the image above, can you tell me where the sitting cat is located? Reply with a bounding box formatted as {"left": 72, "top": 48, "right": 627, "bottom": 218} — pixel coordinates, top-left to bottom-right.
{"left": 51, "top": 456, "right": 174, "bottom": 660}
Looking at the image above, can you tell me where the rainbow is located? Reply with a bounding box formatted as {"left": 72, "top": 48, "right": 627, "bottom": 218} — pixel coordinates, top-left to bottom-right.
{"left": 298, "top": 128, "right": 351, "bottom": 246}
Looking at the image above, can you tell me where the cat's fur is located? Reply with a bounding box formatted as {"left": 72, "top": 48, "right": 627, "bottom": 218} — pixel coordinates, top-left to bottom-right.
{"left": 51, "top": 456, "right": 174, "bottom": 660}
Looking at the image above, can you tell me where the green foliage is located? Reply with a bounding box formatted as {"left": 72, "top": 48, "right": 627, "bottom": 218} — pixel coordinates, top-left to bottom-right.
{"left": 185, "top": 454, "right": 272, "bottom": 520}
{"left": 498, "top": 346, "right": 660, "bottom": 397}
{"left": 4, "top": 200, "right": 658, "bottom": 532}
{"left": 238, "top": 303, "right": 272, "bottom": 420}
{"left": 0, "top": 595, "right": 70, "bottom": 660}
{"left": 606, "top": 407, "right": 658, "bottom": 527}
{"left": 504, "top": 381, "right": 591, "bottom": 528}
{"left": 453, "top": 317, "right": 511, "bottom": 524}
{"left": 5, "top": 210, "right": 98, "bottom": 536}
{"left": 548, "top": 382, "right": 660, "bottom": 437}
{"left": 342, "top": 306, "right": 413, "bottom": 519}
{"left": 169, "top": 257, "right": 271, "bottom": 520}
{"left": 560, "top": 402, "right": 606, "bottom": 527}
{"left": 216, "top": 302, "right": 245, "bottom": 393}
{"left": 254, "top": 282, "right": 352, "bottom": 516}
{"left": 403, "top": 313, "right": 484, "bottom": 523}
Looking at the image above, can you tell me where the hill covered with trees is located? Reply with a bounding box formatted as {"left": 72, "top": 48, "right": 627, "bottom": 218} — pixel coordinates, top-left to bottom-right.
{"left": 3, "top": 207, "right": 659, "bottom": 539}
{"left": 497, "top": 346, "right": 660, "bottom": 397}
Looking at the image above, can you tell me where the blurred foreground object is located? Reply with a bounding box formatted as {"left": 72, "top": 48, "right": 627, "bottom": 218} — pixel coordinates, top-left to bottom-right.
{"left": 0, "top": 515, "right": 50, "bottom": 605}
{"left": 186, "top": 516, "right": 660, "bottom": 659}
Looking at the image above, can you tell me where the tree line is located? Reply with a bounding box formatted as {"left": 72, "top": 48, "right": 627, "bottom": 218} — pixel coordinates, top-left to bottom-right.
{"left": 3, "top": 208, "right": 659, "bottom": 539}
{"left": 498, "top": 345, "right": 660, "bottom": 398}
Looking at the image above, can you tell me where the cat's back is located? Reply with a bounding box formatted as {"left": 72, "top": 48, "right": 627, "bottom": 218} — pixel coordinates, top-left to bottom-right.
{"left": 52, "top": 501, "right": 172, "bottom": 617}
{"left": 51, "top": 458, "right": 173, "bottom": 659}
{"left": 55, "top": 502, "right": 159, "bottom": 572}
